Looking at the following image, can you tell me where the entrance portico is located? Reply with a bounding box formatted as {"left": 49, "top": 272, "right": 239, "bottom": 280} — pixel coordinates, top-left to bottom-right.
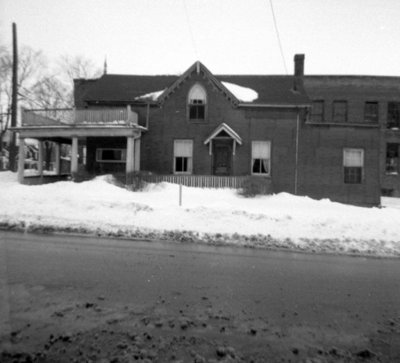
{"left": 204, "top": 123, "right": 242, "bottom": 176}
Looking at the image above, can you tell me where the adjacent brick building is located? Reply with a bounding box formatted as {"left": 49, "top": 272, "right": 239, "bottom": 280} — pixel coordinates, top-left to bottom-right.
{"left": 15, "top": 55, "right": 400, "bottom": 206}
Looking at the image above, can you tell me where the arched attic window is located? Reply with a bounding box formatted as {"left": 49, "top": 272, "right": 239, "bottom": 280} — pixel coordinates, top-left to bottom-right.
{"left": 188, "top": 83, "right": 207, "bottom": 121}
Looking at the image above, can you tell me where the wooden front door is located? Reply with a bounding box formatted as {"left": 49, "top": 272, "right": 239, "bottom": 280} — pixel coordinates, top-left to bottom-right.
{"left": 213, "top": 141, "right": 232, "bottom": 176}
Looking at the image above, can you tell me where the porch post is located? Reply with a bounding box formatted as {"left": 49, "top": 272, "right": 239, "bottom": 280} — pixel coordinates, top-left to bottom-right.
{"left": 17, "top": 137, "right": 25, "bottom": 183}
{"left": 38, "top": 141, "right": 43, "bottom": 177}
{"left": 134, "top": 138, "right": 140, "bottom": 171}
{"left": 126, "top": 136, "right": 135, "bottom": 185}
{"left": 71, "top": 137, "right": 78, "bottom": 180}
{"left": 54, "top": 143, "right": 61, "bottom": 175}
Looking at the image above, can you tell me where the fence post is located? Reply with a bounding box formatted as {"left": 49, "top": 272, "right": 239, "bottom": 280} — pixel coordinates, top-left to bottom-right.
{"left": 179, "top": 184, "right": 182, "bottom": 206}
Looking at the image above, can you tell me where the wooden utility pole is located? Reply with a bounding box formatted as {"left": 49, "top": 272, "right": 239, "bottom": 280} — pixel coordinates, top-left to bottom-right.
{"left": 9, "top": 22, "right": 18, "bottom": 171}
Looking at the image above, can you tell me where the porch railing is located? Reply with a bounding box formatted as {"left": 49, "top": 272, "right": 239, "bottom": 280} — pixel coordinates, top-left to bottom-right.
{"left": 22, "top": 107, "right": 138, "bottom": 126}
{"left": 139, "top": 174, "right": 249, "bottom": 189}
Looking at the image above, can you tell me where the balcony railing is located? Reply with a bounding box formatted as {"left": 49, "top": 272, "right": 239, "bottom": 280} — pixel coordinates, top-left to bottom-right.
{"left": 22, "top": 107, "right": 138, "bottom": 126}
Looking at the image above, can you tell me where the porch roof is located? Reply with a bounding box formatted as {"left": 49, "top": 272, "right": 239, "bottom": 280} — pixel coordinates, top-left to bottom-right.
{"left": 11, "top": 124, "right": 143, "bottom": 139}
{"left": 204, "top": 123, "right": 243, "bottom": 145}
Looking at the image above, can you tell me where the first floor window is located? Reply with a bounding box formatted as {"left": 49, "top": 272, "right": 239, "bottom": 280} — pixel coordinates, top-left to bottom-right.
{"left": 174, "top": 139, "right": 193, "bottom": 174}
{"left": 386, "top": 143, "right": 399, "bottom": 174}
{"left": 96, "top": 148, "right": 126, "bottom": 162}
{"left": 343, "top": 148, "right": 363, "bottom": 184}
{"left": 251, "top": 141, "right": 271, "bottom": 175}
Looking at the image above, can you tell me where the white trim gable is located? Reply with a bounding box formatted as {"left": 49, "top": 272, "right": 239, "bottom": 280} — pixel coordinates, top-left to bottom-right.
{"left": 157, "top": 61, "right": 240, "bottom": 106}
{"left": 204, "top": 123, "right": 243, "bottom": 146}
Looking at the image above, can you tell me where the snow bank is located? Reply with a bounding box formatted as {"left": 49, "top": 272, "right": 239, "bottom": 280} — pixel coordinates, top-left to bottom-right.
{"left": 1, "top": 171, "right": 400, "bottom": 257}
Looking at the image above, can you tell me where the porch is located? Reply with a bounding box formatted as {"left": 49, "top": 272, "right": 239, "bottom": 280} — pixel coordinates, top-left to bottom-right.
{"left": 15, "top": 107, "right": 143, "bottom": 185}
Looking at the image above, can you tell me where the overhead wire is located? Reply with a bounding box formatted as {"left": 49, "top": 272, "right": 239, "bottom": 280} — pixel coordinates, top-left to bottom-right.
{"left": 182, "top": 0, "right": 199, "bottom": 60}
{"left": 269, "top": 0, "right": 288, "bottom": 75}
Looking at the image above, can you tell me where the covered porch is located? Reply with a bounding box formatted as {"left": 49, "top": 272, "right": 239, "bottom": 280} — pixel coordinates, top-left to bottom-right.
{"left": 14, "top": 108, "right": 143, "bottom": 185}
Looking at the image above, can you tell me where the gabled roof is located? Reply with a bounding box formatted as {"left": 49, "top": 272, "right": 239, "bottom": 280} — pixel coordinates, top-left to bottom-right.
{"left": 157, "top": 61, "right": 240, "bottom": 106}
{"left": 79, "top": 74, "right": 178, "bottom": 104}
{"left": 204, "top": 123, "right": 242, "bottom": 145}
{"left": 74, "top": 62, "right": 311, "bottom": 107}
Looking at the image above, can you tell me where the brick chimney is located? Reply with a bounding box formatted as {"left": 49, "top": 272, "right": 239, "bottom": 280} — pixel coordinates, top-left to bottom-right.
{"left": 292, "top": 54, "right": 305, "bottom": 91}
{"left": 294, "top": 54, "right": 305, "bottom": 77}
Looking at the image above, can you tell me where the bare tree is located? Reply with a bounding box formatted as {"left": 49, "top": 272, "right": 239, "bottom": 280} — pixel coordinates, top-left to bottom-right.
{"left": 59, "top": 54, "right": 102, "bottom": 81}
{"left": 0, "top": 46, "right": 102, "bottom": 170}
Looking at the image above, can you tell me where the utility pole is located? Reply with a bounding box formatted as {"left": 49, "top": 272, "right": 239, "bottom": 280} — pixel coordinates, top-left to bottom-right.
{"left": 9, "top": 22, "right": 18, "bottom": 171}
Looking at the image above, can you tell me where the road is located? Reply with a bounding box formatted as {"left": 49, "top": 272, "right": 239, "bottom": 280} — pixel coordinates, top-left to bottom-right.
{"left": 1, "top": 231, "right": 400, "bottom": 362}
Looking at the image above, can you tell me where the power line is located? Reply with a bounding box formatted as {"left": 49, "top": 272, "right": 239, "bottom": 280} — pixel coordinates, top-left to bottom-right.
{"left": 182, "top": 0, "right": 199, "bottom": 60}
{"left": 269, "top": 0, "right": 288, "bottom": 75}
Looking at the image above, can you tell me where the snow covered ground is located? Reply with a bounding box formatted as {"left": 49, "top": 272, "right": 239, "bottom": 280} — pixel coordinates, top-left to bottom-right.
{"left": 1, "top": 171, "right": 400, "bottom": 257}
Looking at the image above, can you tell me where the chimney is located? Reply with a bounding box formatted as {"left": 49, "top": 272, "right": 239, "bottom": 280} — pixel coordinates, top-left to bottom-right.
{"left": 294, "top": 54, "right": 305, "bottom": 77}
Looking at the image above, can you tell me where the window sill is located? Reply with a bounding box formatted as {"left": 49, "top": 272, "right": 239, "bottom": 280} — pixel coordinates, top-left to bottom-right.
{"left": 188, "top": 119, "right": 207, "bottom": 123}
{"left": 251, "top": 173, "right": 271, "bottom": 177}
{"left": 96, "top": 160, "right": 126, "bottom": 163}
{"left": 385, "top": 172, "right": 399, "bottom": 176}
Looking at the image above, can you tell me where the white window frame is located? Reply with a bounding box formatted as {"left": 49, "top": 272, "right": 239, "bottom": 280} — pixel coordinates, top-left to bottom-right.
{"left": 173, "top": 139, "right": 193, "bottom": 174}
{"left": 251, "top": 141, "right": 271, "bottom": 176}
{"left": 96, "top": 148, "right": 126, "bottom": 163}
{"left": 343, "top": 148, "right": 364, "bottom": 184}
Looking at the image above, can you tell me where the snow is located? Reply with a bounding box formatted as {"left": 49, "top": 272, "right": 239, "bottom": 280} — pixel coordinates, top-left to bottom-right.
{"left": 221, "top": 82, "right": 258, "bottom": 102}
{"left": 1, "top": 171, "right": 400, "bottom": 257}
{"left": 134, "top": 89, "right": 165, "bottom": 101}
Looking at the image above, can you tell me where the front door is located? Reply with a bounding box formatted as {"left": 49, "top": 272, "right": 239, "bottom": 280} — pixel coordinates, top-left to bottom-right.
{"left": 213, "top": 141, "right": 232, "bottom": 176}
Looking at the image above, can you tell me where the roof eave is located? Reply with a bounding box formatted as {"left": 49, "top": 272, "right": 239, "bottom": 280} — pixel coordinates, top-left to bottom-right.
{"left": 238, "top": 103, "right": 311, "bottom": 108}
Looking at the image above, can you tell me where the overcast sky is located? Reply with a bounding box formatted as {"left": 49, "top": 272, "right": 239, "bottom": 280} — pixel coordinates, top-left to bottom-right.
{"left": 1, "top": 0, "right": 399, "bottom": 76}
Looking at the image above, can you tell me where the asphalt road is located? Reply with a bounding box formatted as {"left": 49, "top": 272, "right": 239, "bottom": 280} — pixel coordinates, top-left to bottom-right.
{"left": 1, "top": 231, "right": 400, "bottom": 362}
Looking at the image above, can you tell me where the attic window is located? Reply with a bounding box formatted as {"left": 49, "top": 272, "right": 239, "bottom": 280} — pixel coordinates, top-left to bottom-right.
{"left": 188, "top": 84, "right": 207, "bottom": 121}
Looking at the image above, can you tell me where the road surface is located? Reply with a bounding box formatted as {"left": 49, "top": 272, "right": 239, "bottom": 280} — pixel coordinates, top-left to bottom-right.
{"left": 1, "top": 231, "right": 400, "bottom": 362}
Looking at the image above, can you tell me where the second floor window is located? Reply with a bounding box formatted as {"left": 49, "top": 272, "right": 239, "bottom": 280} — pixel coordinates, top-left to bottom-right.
{"left": 311, "top": 100, "right": 324, "bottom": 122}
{"left": 387, "top": 102, "right": 400, "bottom": 129}
{"left": 188, "top": 84, "right": 207, "bottom": 121}
{"left": 364, "top": 102, "right": 379, "bottom": 123}
{"left": 333, "top": 101, "right": 347, "bottom": 123}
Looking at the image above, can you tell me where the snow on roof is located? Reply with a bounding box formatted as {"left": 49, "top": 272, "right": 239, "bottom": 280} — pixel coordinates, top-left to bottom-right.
{"left": 134, "top": 89, "right": 166, "bottom": 102}
{"left": 221, "top": 82, "right": 258, "bottom": 102}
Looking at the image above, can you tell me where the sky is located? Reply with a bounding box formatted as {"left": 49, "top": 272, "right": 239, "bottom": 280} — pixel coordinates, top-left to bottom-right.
{"left": 1, "top": 0, "right": 400, "bottom": 76}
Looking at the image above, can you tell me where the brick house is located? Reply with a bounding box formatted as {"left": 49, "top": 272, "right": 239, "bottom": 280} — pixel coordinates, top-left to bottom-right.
{"left": 15, "top": 54, "right": 400, "bottom": 206}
